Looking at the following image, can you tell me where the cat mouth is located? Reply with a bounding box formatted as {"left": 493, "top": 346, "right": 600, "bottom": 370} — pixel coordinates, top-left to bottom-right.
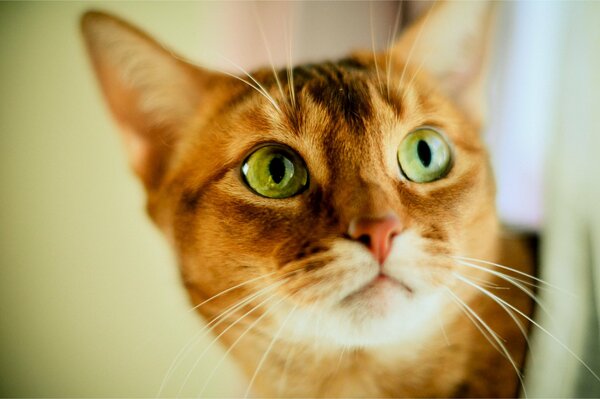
{"left": 342, "top": 273, "right": 414, "bottom": 305}
{"left": 370, "top": 273, "right": 413, "bottom": 294}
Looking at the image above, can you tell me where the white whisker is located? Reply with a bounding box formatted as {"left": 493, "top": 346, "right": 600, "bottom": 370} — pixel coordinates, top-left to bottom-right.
{"left": 219, "top": 55, "right": 282, "bottom": 114}
{"left": 436, "top": 314, "right": 451, "bottom": 347}
{"left": 386, "top": 2, "right": 403, "bottom": 99}
{"left": 454, "top": 258, "right": 556, "bottom": 325}
{"left": 452, "top": 255, "right": 572, "bottom": 295}
{"left": 157, "top": 269, "right": 301, "bottom": 396}
{"left": 283, "top": 14, "right": 296, "bottom": 110}
{"left": 244, "top": 302, "right": 299, "bottom": 398}
{"left": 334, "top": 344, "right": 348, "bottom": 376}
{"left": 398, "top": 2, "right": 434, "bottom": 93}
{"left": 454, "top": 274, "right": 600, "bottom": 383}
{"left": 445, "top": 288, "right": 503, "bottom": 353}
{"left": 454, "top": 273, "right": 533, "bottom": 354}
{"left": 403, "top": 54, "right": 427, "bottom": 96}
{"left": 369, "top": 2, "right": 383, "bottom": 93}
{"left": 157, "top": 275, "right": 280, "bottom": 397}
{"left": 252, "top": 4, "right": 287, "bottom": 109}
{"left": 198, "top": 295, "right": 289, "bottom": 397}
{"left": 188, "top": 271, "right": 278, "bottom": 313}
{"left": 446, "top": 288, "right": 527, "bottom": 397}
{"left": 177, "top": 289, "right": 282, "bottom": 396}
{"left": 277, "top": 343, "right": 296, "bottom": 395}
{"left": 460, "top": 272, "right": 507, "bottom": 290}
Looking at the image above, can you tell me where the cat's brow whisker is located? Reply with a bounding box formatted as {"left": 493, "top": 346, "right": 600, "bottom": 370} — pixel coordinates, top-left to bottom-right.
{"left": 385, "top": 24, "right": 395, "bottom": 97}
{"left": 386, "top": 2, "right": 403, "bottom": 99}
{"left": 369, "top": 2, "right": 383, "bottom": 94}
{"left": 217, "top": 67, "right": 277, "bottom": 111}
{"left": 251, "top": 4, "right": 288, "bottom": 110}
{"left": 177, "top": 289, "right": 282, "bottom": 396}
{"left": 219, "top": 55, "right": 282, "bottom": 114}
{"left": 397, "top": 1, "right": 434, "bottom": 93}
{"left": 455, "top": 274, "right": 600, "bottom": 384}
{"left": 244, "top": 302, "right": 299, "bottom": 398}
{"left": 198, "top": 295, "right": 291, "bottom": 397}
{"left": 445, "top": 288, "right": 527, "bottom": 397}
{"left": 403, "top": 55, "right": 428, "bottom": 99}
{"left": 283, "top": 13, "right": 296, "bottom": 111}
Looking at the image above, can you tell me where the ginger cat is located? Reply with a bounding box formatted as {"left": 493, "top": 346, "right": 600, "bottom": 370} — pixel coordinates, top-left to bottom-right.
{"left": 82, "top": 2, "right": 534, "bottom": 397}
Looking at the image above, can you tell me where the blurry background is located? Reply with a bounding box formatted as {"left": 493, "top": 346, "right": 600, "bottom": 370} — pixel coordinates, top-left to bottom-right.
{"left": 0, "top": 1, "right": 598, "bottom": 397}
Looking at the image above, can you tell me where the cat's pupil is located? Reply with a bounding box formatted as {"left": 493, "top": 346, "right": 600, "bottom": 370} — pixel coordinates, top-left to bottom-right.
{"left": 269, "top": 156, "right": 286, "bottom": 184}
{"left": 417, "top": 140, "right": 432, "bottom": 167}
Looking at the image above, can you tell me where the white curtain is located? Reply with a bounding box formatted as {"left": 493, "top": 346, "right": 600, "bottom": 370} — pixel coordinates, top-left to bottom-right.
{"left": 518, "top": 1, "right": 600, "bottom": 396}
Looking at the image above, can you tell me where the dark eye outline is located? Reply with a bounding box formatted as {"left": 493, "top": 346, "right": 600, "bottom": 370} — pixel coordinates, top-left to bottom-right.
{"left": 240, "top": 143, "right": 310, "bottom": 199}
{"left": 397, "top": 126, "right": 454, "bottom": 183}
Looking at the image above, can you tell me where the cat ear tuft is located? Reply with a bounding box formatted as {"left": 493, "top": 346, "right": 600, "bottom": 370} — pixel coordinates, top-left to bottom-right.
{"left": 391, "top": 1, "right": 495, "bottom": 125}
{"left": 81, "top": 11, "right": 221, "bottom": 189}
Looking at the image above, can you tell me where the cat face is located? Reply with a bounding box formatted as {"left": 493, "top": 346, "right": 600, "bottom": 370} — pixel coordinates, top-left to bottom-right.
{"left": 82, "top": 2, "right": 497, "bottom": 348}
{"left": 166, "top": 58, "right": 497, "bottom": 346}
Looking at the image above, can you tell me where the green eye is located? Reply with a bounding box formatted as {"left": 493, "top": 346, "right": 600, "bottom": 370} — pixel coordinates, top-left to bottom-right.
{"left": 241, "top": 145, "right": 308, "bottom": 198}
{"left": 397, "top": 128, "right": 452, "bottom": 183}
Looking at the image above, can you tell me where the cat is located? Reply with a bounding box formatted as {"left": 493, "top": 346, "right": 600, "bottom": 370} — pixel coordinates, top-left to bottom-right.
{"left": 81, "top": 2, "right": 535, "bottom": 397}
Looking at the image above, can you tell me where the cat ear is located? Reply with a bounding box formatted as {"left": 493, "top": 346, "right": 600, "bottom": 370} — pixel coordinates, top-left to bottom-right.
{"left": 81, "top": 11, "right": 226, "bottom": 189}
{"left": 391, "top": 1, "right": 495, "bottom": 125}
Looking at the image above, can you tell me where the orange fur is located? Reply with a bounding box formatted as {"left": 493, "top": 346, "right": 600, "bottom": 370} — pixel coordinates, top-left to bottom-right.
{"left": 82, "top": 3, "right": 534, "bottom": 397}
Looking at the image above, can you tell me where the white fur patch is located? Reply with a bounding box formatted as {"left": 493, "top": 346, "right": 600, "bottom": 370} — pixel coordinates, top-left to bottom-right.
{"left": 278, "top": 230, "right": 448, "bottom": 348}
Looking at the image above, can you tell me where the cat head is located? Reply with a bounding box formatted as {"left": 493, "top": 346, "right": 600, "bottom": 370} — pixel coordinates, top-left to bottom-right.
{"left": 82, "top": 2, "right": 498, "bottom": 347}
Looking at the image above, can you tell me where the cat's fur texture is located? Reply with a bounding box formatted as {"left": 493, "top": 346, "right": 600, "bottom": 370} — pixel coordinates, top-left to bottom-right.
{"left": 82, "top": 2, "right": 534, "bottom": 397}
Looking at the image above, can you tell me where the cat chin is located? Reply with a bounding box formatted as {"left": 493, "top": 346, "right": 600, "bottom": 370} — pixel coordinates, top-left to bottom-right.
{"left": 329, "top": 288, "right": 446, "bottom": 347}
{"left": 283, "top": 288, "right": 446, "bottom": 348}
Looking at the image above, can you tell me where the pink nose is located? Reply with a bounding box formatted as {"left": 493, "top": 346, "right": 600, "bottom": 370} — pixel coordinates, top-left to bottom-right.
{"left": 348, "top": 214, "right": 402, "bottom": 265}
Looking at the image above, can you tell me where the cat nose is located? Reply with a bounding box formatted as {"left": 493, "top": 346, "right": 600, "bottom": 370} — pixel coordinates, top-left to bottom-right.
{"left": 347, "top": 214, "right": 402, "bottom": 265}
